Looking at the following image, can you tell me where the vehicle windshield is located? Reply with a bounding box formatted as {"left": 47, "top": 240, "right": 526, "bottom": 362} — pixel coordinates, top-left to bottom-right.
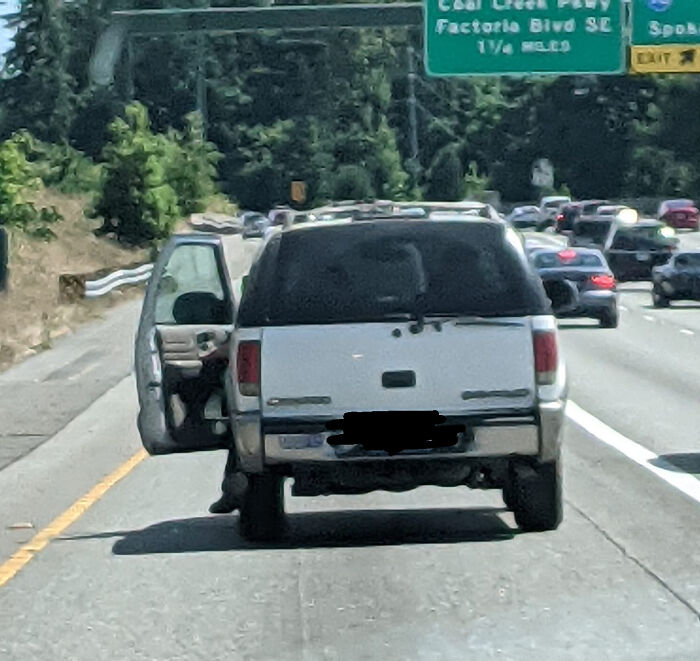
{"left": 675, "top": 253, "right": 700, "bottom": 268}
{"left": 666, "top": 200, "right": 694, "bottom": 209}
{"left": 534, "top": 252, "right": 604, "bottom": 269}
{"left": 240, "top": 223, "right": 547, "bottom": 325}
{"left": 575, "top": 220, "right": 613, "bottom": 242}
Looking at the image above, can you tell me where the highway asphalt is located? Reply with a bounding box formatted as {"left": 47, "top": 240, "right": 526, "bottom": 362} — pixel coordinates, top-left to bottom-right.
{"left": 1, "top": 232, "right": 699, "bottom": 659}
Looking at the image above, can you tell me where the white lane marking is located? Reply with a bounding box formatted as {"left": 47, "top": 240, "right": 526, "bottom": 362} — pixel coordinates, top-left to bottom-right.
{"left": 643, "top": 315, "right": 655, "bottom": 322}
{"left": 680, "top": 329, "right": 694, "bottom": 336}
{"left": 619, "top": 305, "right": 628, "bottom": 312}
{"left": 567, "top": 401, "right": 700, "bottom": 505}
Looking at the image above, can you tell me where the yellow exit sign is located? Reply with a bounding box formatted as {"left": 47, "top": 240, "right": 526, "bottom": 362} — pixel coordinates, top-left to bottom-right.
{"left": 630, "top": 44, "right": 700, "bottom": 73}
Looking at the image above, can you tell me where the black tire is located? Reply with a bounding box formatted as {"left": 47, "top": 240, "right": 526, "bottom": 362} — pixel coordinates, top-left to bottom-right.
{"left": 599, "top": 306, "right": 619, "bottom": 329}
{"left": 239, "top": 474, "right": 285, "bottom": 541}
{"left": 652, "top": 286, "right": 670, "bottom": 308}
{"left": 511, "top": 461, "right": 563, "bottom": 532}
{"left": 502, "top": 482, "right": 518, "bottom": 511}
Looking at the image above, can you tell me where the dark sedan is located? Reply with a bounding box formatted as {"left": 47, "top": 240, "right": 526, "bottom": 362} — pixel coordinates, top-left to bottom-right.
{"left": 241, "top": 212, "right": 269, "bottom": 238}
{"left": 604, "top": 220, "right": 678, "bottom": 281}
{"left": 651, "top": 251, "right": 700, "bottom": 308}
{"left": 530, "top": 247, "right": 619, "bottom": 328}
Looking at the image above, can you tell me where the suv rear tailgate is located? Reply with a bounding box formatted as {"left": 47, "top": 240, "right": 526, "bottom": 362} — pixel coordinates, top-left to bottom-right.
{"left": 260, "top": 319, "right": 536, "bottom": 419}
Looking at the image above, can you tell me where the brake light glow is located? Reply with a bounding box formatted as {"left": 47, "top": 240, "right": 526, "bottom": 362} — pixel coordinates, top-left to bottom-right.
{"left": 237, "top": 341, "right": 260, "bottom": 397}
{"left": 589, "top": 274, "right": 615, "bottom": 290}
{"left": 533, "top": 331, "right": 557, "bottom": 386}
{"left": 557, "top": 249, "right": 577, "bottom": 263}
{"left": 555, "top": 213, "right": 565, "bottom": 222}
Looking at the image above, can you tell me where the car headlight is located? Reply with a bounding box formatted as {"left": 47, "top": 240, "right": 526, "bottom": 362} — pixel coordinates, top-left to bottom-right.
{"left": 660, "top": 226, "right": 676, "bottom": 238}
{"left": 617, "top": 208, "right": 638, "bottom": 225}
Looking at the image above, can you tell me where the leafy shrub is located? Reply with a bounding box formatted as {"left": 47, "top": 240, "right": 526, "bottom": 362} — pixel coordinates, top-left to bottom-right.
{"left": 92, "top": 103, "right": 180, "bottom": 245}
{"left": 0, "top": 133, "right": 62, "bottom": 240}
{"left": 13, "top": 131, "right": 101, "bottom": 194}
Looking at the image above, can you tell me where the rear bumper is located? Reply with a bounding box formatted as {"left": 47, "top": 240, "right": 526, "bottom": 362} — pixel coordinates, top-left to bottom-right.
{"left": 556, "top": 290, "right": 617, "bottom": 318}
{"left": 233, "top": 401, "right": 566, "bottom": 472}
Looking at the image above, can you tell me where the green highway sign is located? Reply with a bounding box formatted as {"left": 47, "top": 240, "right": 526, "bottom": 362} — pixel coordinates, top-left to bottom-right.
{"left": 632, "top": 0, "right": 699, "bottom": 46}
{"left": 424, "top": 0, "right": 625, "bottom": 77}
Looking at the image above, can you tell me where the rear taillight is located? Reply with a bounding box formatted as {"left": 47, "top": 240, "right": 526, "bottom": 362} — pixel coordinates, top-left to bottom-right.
{"left": 533, "top": 331, "right": 557, "bottom": 386}
{"left": 237, "top": 341, "right": 260, "bottom": 397}
{"left": 555, "top": 213, "right": 564, "bottom": 222}
{"left": 589, "top": 274, "right": 615, "bottom": 290}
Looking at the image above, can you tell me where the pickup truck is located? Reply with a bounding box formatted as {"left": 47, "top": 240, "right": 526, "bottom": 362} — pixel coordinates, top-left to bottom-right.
{"left": 135, "top": 218, "right": 568, "bottom": 540}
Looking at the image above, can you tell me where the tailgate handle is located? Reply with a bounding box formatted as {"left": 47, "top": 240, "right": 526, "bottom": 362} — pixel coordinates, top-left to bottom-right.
{"left": 382, "top": 370, "right": 416, "bottom": 389}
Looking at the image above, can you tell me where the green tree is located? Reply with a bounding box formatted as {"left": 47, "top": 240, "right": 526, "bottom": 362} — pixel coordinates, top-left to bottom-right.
{"left": 332, "top": 165, "right": 374, "bottom": 201}
{"left": 1, "top": 0, "right": 76, "bottom": 143}
{"left": 92, "top": 103, "right": 180, "bottom": 244}
{"left": 425, "top": 145, "right": 463, "bottom": 201}
{"left": 163, "top": 112, "right": 222, "bottom": 215}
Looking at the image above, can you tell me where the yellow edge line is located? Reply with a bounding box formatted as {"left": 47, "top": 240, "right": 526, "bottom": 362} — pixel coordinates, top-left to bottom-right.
{"left": 0, "top": 448, "right": 148, "bottom": 589}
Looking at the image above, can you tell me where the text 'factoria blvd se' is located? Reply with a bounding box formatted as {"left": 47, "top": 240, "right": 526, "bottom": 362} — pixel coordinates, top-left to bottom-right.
{"left": 425, "top": 0, "right": 624, "bottom": 76}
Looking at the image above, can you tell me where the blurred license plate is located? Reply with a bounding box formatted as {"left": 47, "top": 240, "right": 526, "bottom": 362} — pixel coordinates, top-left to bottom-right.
{"left": 636, "top": 252, "right": 650, "bottom": 262}
{"left": 278, "top": 434, "right": 325, "bottom": 450}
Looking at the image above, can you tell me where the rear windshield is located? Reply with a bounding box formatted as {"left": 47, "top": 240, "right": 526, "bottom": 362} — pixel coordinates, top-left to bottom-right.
{"left": 575, "top": 220, "right": 612, "bottom": 242}
{"left": 534, "top": 252, "right": 603, "bottom": 269}
{"left": 675, "top": 254, "right": 700, "bottom": 268}
{"left": 666, "top": 200, "right": 694, "bottom": 209}
{"left": 610, "top": 225, "right": 668, "bottom": 249}
{"left": 238, "top": 222, "right": 548, "bottom": 326}
{"left": 582, "top": 202, "right": 607, "bottom": 214}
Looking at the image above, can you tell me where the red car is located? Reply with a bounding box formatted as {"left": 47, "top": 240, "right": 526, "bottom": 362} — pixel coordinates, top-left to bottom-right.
{"left": 657, "top": 199, "right": 699, "bottom": 231}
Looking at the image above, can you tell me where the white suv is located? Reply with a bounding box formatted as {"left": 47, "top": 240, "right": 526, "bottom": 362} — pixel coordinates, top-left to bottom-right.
{"left": 136, "top": 219, "right": 568, "bottom": 540}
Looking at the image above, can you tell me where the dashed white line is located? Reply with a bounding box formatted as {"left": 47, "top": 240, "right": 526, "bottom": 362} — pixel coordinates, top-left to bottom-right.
{"left": 567, "top": 401, "right": 700, "bottom": 506}
{"left": 643, "top": 315, "right": 655, "bottom": 322}
{"left": 619, "top": 305, "right": 628, "bottom": 312}
{"left": 680, "top": 329, "right": 694, "bottom": 336}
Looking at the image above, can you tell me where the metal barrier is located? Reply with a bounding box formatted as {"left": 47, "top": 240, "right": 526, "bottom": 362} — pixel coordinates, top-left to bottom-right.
{"left": 85, "top": 263, "right": 153, "bottom": 298}
{"left": 59, "top": 262, "right": 153, "bottom": 302}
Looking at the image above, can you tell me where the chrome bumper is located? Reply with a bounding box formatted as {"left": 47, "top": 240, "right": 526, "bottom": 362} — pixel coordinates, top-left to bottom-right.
{"left": 234, "top": 401, "right": 566, "bottom": 472}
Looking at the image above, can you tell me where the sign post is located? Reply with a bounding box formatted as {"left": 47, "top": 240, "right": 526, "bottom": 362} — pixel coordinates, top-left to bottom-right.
{"left": 424, "top": 0, "right": 625, "bottom": 77}
{"left": 630, "top": 0, "right": 700, "bottom": 73}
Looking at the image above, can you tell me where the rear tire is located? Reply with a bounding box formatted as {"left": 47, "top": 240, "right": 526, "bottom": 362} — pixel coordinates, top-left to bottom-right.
{"left": 502, "top": 482, "right": 518, "bottom": 511}
{"left": 599, "top": 307, "right": 619, "bottom": 328}
{"left": 239, "top": 475, "right": 285, "bottom": 542}
{"left": 511, "top": 461, "right": 563, "bottom": 532}
{"left": 652, "top": 287, "right": 670, "bottom": 308}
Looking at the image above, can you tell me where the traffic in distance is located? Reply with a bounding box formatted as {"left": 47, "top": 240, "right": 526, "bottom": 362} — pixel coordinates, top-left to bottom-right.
{"left": 137, "top": 193, "right": 700, "bottom": 541}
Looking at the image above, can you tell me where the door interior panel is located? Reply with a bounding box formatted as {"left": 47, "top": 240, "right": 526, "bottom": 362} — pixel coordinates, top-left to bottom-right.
{"left": 158, "top": 324, "right": 231, "bottom": 368}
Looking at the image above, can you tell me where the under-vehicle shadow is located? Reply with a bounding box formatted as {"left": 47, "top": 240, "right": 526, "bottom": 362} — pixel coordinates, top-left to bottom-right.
{"left": 62, "top": 507, "right": 517, "bottom": 555}
{"left": 616, "top": 284, "right": 651, "bottom": 293}
{"left": 556, "top": 321, "right": 601, "bottom": 330}
{"left": 641, "top": 303, "right": 700, "bottom": 311}
{"left": 652, "top": 453, "right": 700, "bottom": 474}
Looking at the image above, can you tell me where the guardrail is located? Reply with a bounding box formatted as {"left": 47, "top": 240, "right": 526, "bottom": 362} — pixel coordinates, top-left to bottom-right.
{"left": 59, "top": 262, "right": 153, "bottom": 302}
{"left": 85, "top": 263, "right": 153, "bottom": 298}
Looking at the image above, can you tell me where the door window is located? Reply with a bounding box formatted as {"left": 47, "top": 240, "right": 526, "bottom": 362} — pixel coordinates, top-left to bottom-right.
{"left": 155, "top": 244, "right": 231, "bottom": 324}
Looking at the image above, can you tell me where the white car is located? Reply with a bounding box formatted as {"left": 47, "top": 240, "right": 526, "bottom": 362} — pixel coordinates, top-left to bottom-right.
{"left": 135, "top": 219, "right": 568, "bottom": 540}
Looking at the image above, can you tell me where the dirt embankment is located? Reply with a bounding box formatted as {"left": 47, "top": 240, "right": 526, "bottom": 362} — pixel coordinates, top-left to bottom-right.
{"left": 0, "top": 189, "right": 148, "bottom": 372}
